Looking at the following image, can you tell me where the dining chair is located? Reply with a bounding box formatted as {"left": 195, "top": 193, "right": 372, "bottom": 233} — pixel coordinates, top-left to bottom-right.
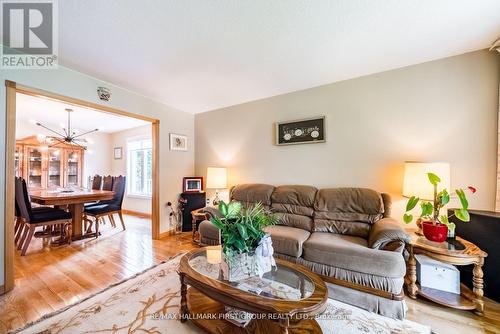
{"left": 15, "top": 177, "right": 73, "bottom": 255}
{"left": 14, "top": 189, "right": 56, "bottom": 247}
{"left": 84, "top": 176, "right": 126, "bottom": 236}
{"left": 91, "top": 174, "right": 103, "bottom": 190}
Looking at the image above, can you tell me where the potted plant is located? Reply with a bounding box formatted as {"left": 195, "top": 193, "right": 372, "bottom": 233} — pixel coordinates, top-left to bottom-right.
{"left": 403, "top": 172, "right": 476, "bottom": 242}
{"left": 211, "top": 200, "right": 278, "bottom": 281}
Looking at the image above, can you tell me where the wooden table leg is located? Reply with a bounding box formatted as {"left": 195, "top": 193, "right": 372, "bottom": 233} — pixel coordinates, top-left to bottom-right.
{"left": 279, "top": 317, "right": 290, "bottom": 334}
{"left": 180, "top": 273, "right": 189, "bottom": 322}
{"left": 69, "top": 203, "right": 84, "bottom": 240}
{"left": 406, "top": 245, "right": 418, "bottom": 299}
{"left": 473, "top": 258, "right": 485, "bottom": 316}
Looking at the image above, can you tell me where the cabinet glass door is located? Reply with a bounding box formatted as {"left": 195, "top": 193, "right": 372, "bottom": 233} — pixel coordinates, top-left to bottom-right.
{"left": 66, "top": 150, "right": 81, "bottom": 187}
{"left": 27, "top": 146, "right": 43, "bottom": 188}
{"left": 48, "top": 148, "right": 62, "bottom": 188}
{"left": 14, "top": 146, "right": 22, "bottom": 177}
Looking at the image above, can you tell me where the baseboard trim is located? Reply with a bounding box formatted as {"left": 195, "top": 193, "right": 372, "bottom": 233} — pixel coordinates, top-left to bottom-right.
{"left": 122, "top": 210, "right": 152, "bottom": 219}
{"left": 159, "top": 229, "right": 176, "bottom": 239}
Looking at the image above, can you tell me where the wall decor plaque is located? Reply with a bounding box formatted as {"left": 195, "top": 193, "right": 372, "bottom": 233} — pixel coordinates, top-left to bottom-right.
{"left": 275, "top": 116, "right": 325, "bottom": 145}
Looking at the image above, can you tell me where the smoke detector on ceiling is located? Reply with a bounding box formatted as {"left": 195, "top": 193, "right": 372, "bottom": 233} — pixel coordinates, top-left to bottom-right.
{"left": 490, "top": 37, "right": 500, "bottom": 53}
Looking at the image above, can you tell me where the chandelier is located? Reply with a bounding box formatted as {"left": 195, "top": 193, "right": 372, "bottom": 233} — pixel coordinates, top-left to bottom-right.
{"left": 36, "top": 108, "right": 98, "bottom": 149}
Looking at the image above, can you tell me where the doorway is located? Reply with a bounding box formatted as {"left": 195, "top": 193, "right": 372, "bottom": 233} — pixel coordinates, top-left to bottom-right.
{"left": 3, "top": 80, "right": 160, "bottom": 293}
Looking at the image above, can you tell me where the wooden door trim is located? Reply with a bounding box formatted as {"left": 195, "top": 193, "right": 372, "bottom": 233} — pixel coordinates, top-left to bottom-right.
{"left": 4, "top": 82, "right": 16, "bottom": 292}
{"left": 3, "top": 80, "right": 161, "bottom": 294}
{"left": 151, "top": 121, "right": 160, "bottom": 240}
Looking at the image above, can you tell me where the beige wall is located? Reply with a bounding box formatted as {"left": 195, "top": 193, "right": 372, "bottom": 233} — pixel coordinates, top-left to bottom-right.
{"left": 110, "top": 125, "right": 152, "bottom": 214}
{"left": 195, "top": 50, "right": 500, "bottom": 221}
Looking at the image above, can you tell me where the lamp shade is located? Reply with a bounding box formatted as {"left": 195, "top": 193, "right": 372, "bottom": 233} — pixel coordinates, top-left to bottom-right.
{"left": 206, "top": 167, "right": 227, "bottom": 189}
{"left": 403, "top": 162, "right": 450, "bottom": 200}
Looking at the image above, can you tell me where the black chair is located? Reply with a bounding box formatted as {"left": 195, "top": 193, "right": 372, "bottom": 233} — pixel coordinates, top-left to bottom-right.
{"left": 15, "top": 177, "right": 73, "bottom": 255}
{"left": 14, "top": 201, "right": 54, "bottom": 247}
{"left": 84, "top": 176, "right": 126, "bottom": 236}
{"left": 84, "top": 175, "right": 104, "bottom": 209}
{"left": 91, "top": 175, "right": 103, "bottom": 190}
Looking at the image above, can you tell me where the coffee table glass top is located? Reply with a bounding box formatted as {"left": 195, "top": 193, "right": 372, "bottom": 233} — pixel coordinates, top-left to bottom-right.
{"left": 188, "top": 246, "right": 315, "bottom": 301}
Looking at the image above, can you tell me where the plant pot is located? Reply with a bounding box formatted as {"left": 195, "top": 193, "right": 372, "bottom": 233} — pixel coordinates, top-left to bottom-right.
{"left": 422, "top": 221, "right": 448, "bottom": 243}
{"left": 221, "top": 252, "right": 259, "bottom": 282}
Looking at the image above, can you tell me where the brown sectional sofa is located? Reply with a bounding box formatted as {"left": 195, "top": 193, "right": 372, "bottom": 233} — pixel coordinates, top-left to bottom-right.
{"left": 198, "top": 183, "right": 410, "bottom": 319}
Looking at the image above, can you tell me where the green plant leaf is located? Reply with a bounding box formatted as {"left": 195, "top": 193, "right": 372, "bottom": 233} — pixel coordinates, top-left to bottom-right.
{"left": 427, "top": 173, "right": 441, "bottom": 186}
{"left": 227, "top": 201, "right": 242, "bottom": 218}
{"left": 454, "top": 208, "right": 470, "bottom": 222}
{"left": 236, "top": 223, "right": 248, "bottom": 240}
{"left": 211, "top": 217, "right": 224, "bottom": 230}
{"left": 405, "top": 196, "right": 419, "bottom": 212}
{"left": 440, "top": 189, "right": 450, "bottom": 206}
{"left": 225, "top": 232, "right": 236, "bottom": 245}
{"left": 218, "top": 201, "right": 228, "bottom": 216}
{"left": 447, "top": 222, "right": 456, "bottom": 232}
{"left": 234, "top": 239, "right": 247, "bottom": 252}
{"left": 420, "top": 201, "right": 434, "bottom": 217}
{"left": 455, "top": 189, "right": 469, "bottom": 210}
{"left": 403, "top": 213, "right": 413, "bottom": 224}
{"left": 439, "top": 215, "right": 449, "bottom": 225}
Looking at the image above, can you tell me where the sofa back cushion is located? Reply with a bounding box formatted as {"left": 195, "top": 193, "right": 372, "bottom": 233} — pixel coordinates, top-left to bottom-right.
{"left": 271, "top": 185, "right": 317, "bottom": 231}
{"left": 313, "top": 188, "right": 385, "bottom": 238}
{"left": 230, "top": 183, "right": 275, "bottom": 209}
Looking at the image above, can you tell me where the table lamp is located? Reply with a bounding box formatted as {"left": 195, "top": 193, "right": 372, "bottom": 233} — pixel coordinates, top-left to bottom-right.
{"left": 403, "top": 162, "right": 450, "bottom": 200}
{"left": 206, "top": 167, "right": 227, "bottom": 206}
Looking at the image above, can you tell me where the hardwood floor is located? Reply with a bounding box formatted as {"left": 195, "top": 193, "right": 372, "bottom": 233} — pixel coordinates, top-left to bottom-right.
{"left": 0, "top": 215, "right": 193, "bottom": 333}
{"left": 1, "top": 215, "right": 499, "bottom": 333}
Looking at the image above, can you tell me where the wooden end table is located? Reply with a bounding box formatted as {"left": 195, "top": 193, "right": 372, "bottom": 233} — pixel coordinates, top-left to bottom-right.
{"left": 178, "top": 247, "right": 328, "bottom": 333}
{"left": 405, "top": 232, "right": 488, "bottom": 315}
{"left": 191, "top": 208, "right": 210, "bottom": 244}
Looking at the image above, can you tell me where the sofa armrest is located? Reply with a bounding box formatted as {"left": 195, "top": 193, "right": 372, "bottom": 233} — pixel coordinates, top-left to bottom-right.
{"left": 202, "top": 207, "right": 223, "bottom": 219}
{"left": 368, "top": 218, "right": 410, "bottom": 251}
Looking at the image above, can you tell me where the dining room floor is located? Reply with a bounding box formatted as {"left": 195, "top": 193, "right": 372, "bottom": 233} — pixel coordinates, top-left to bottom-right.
{"left": 1, "top": 216, "right": 499, "bottom": 334}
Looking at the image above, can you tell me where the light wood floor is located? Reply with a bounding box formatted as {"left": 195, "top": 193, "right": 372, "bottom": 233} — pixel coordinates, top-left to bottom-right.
{"left": 0, "top": 215, "right": 499, "bottom": 333}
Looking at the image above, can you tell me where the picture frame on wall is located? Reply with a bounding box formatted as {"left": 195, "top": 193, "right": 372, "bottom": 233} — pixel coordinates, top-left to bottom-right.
{"left": 113, "top": 147, "right": 123, "bottom": 159}
{"left": 275, "top": 116, "right": 326, "bottom": 145}
{"left": 183, "top": 177, "right": 203, "bottom": 193}
{"left": 170, "top": 133, "right": 188, "bottom": 151}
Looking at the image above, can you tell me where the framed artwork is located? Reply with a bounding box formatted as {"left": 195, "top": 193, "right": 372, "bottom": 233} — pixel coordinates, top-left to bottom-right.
{"left": 113, "top": 147, "right": 123, "bottom": 159}
{"left": 183, "top": 177, "right": 203, "bottom": 193}
{"left": 275, "top": 116, "right": 326, "bottom": 145}
{"left": 170, "top": 133, "right": 188, "bottom": 151}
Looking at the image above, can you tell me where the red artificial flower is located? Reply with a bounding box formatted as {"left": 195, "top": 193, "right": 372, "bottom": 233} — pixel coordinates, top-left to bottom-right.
{"left": 468, "top": 186, "right": 477, "bottom": 194}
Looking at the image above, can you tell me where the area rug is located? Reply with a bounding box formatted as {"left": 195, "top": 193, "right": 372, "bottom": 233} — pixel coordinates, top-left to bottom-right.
{"left": 12, "top": 253, "right": 431, "bottom": 334}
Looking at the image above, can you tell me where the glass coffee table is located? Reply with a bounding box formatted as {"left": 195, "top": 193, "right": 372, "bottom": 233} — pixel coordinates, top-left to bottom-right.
{"left": 178, "top": 246, "right": 328, "bottom": 334}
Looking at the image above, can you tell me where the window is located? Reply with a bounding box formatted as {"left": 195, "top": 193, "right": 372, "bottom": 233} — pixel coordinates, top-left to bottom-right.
{"left": 127, "top": 138, "right": 152, "bottom": 197}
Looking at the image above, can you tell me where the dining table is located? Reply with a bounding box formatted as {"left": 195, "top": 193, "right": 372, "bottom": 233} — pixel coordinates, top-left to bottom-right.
{"left": 29, "top": 188, "right": 115, "bottom": 240}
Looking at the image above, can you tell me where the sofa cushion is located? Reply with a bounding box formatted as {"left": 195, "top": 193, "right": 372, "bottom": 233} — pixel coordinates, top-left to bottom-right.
{"left": 274, "top": 253, "right": 404, "bottom": 295}
{"left": 313, "top": 188, "right": 385, "bottom": 237}
{"left": 271, "top": 185, "right": 317, "bottom": 231}
{"left": 264, "top": 225, "right": 310, "bottom": 258}
{"left": 302, "top": 232, "right": 406, "bottom": 278}
{"left": 230, "top": 184, "right": 275, "bottom": 208}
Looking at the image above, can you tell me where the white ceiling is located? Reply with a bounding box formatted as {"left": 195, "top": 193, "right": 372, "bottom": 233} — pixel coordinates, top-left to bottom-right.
{"left": 58, "top": 0, "right": 500, "bottom": 114}
{"left": 16, "top": 93, "right": 150, "bottom": 133}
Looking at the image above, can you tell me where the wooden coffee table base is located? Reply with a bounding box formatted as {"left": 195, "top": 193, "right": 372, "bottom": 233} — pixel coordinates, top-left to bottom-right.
{"left": 185, "top": 288, "right": 322, "bottom": 334}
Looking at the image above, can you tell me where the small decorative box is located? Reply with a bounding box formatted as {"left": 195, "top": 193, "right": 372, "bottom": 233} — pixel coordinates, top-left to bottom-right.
{"left": 416, "top": 254, "right": 460, "bottom": 294}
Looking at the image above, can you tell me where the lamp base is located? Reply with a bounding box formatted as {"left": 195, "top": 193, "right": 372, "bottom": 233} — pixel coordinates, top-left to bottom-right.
{"left": 212, "top": 190, "right": 221, "bottom": 207}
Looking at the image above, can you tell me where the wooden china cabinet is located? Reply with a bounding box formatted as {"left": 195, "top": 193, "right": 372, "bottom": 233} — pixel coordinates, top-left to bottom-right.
{"left": 16, "top": 135, "right": 85, "bottom": 189}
